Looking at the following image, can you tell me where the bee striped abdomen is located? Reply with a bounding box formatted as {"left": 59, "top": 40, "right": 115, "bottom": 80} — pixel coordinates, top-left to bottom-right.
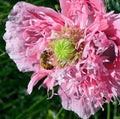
{"left": 40, "top": 50, "right": 54, "bottom": 70}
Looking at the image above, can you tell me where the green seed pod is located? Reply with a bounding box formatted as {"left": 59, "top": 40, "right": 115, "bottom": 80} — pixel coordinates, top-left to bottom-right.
{"left": 54, "top": 38, "right": 76, "bottom": 61}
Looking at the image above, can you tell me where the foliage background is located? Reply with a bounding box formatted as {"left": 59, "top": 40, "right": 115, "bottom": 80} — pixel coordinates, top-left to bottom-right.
{"left": 0, "top": 0, "right": 120, "bottom": 119}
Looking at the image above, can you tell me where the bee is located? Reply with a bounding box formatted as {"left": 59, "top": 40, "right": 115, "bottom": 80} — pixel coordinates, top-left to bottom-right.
{"left": 40, "top": 50, "right": 54, "bottom": 70}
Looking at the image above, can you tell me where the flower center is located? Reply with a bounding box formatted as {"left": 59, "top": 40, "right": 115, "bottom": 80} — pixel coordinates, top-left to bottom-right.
{"left": 40, "top": 27, "right": 84, "bottom": 69}
{"left": 54, "top": 38, "right": 76, "bottom": 61}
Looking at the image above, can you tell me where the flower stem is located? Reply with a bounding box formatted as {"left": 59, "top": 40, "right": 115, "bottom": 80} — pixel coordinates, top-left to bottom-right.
{"left": 55, "top": 107, "right": 63, "bottom": 119}
{"left": 107, "top": 103, "right": 111, "bottom": 119}
{"left": 113, "top": 101, "right": 117, "bottom": 118}
{"left": 94, "top": 114, "right": 98, "bottom": 119}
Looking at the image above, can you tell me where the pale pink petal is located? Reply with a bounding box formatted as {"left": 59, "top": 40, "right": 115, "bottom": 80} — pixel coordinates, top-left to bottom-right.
{"left": 88, "top": 13, "right": 120, "bottom": 42}
{"left": 3, "top": 2, "right": 64, "bottom": 72}
{"left": 58, "top": 54, "right": 120, "bottom": 118}
{"left": 104, "top": 13, "right": 120, "bottom": 41}
{"left": 59, "top": 0, "right": 105, "bottom": 28}
{"left": 43, "top": 77, "right": 55, "bottom": 90}
{"left": 58, "top": 83, "right": 100, "bottom": 119}
{"left": 59, "top": 0, "right": 70, "bottom": 17}
{"left": 60, "top": 0, "right": 89, "bottom": 27}
{"left": 104, "top": 56, "right": 120, "bottom": 97}
{"left": 87, "top": 0, "right": 106, "bottom": 13}
{"left": 60, "top": 0, "right": 105, "bottom": 16}
{"left": 27, "top": 70, "right": 48, "bottom": 94}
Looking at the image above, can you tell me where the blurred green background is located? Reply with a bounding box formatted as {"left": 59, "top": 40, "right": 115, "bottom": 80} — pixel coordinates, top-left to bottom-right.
{"left": 0, "top": 0, "right": 120, "bottom": 119}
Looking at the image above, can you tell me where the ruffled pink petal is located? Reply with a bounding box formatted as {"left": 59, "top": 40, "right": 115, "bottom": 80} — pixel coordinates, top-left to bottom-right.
{"left": 60, "top": 0, "right": 105, "bottom": 15}
{"left": 59, "top": 0, "right": 70, "bottom": 17}
{"left": 3, "top": 2, "right": 64, "bottom": 72}
{"left": 87, "top": 0, "right": 106, "bottom": 13}
{"left": 27, "top": 70, "right": 48, "bottom": 94}
{"left": 58, "top": 84, "right": 100, "bottom": 119}
{"left": 87, "top": 13, "right": 120, "bottom": 45}
{"left": 58, "top": 54, "right": 120, "bottom": 118}
{"left": 59, "top": 0, "right": 105, "bottom": 28}
{"left": 104, "top": 56, "right": 120, "bottom": 96}
{"left": 60, "top": 0, "right": 89, "bottom": 28}
{"left": 43, "top": 76, "right": 55, "bottom": 90}
{"left": 104, "top": 13, "right": 120, "bottom": 41}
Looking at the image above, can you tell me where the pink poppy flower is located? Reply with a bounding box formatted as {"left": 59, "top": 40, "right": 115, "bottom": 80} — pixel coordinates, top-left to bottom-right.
{"left": 3, "top": 0, "right": 120, "bottom": 119}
